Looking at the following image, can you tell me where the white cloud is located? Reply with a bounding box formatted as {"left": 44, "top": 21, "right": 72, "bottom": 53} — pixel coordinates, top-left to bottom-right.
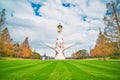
{"left": 0, "top": 0, "right": 107, "bottom": 57}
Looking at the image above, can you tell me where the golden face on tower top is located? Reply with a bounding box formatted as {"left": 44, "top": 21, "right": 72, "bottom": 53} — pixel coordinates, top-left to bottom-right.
{"left": 57, "top": 24, "right": 63, "bottom": 32}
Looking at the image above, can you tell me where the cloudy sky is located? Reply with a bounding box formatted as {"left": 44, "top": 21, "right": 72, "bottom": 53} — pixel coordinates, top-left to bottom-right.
{"left": 0, "top": 0, "right": 109, "bottom": 57}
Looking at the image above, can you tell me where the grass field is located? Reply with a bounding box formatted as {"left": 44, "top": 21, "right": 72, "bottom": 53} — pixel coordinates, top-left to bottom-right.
{"left": 0, "top": 60, "right": 120, "bottom": 80}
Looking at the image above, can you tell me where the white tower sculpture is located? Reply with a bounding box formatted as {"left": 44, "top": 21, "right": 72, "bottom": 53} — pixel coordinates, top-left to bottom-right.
{"left": 45, "top": 24, "right": 74, "bottom": 60}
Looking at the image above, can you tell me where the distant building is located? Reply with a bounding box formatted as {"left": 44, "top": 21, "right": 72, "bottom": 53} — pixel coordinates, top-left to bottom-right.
{"left": 42, "top": 53, "right": 54, "bottom": 60}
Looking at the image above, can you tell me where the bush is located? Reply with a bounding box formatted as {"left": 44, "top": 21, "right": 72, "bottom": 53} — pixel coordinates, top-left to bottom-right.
{"left": 110, "top": 55, "right": 120, "bottom": 59}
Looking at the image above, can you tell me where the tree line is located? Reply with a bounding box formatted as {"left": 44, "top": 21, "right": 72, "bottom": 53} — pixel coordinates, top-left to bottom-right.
{"left": 72, "top": 1, "right": 120, "bottom": 60}
{"left": 90, "top": 1, "right": 120, "bottom": 60}
{"left": 0, "top": 9, "right": 41, "bottom": 59}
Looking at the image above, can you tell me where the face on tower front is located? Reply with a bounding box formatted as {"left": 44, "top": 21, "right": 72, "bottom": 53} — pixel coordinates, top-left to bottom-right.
{"left": 57, "top": 24, "right": 63, "bottom": 32}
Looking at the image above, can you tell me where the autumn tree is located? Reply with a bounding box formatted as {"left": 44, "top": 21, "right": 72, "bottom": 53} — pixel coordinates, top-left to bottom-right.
{"left": 0, "top": 9, "right": 33, "bottom": 58}
{"left": 18, "top": 37, "right": 32, "bottom": 58}
{"left": 0, "top": 9, "right": 14, "bottom": 57}
{"left": 0, "top": 39, "right": 5, "bottom": 56}
{"left": 103, "top": 1, "right": 120, "bottom": 55}
{"left": 91, "top": 29, "right": 114, "bottom": 60}
{"left": 0, "top": 28, "right": 14, "bottom": 57}
{"left": 0, "top": 9, "right": 6, "bottom": 56}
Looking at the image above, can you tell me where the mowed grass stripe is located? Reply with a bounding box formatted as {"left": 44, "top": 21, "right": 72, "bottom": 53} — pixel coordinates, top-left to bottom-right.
{"left": 77, "top": 60, "right": 120, "bottom": 69}
{"left": 64, "top": 61, "right": 98, "bottom": 80}
{"left": 0, "top": 61, "right": 55, "bottom": 80}
{"left": 0, "top": 60, "right": 49, "bottom": 70}
{"left": 0, "top": 60, "right": 34, "bottom": 68}
{"left": 69, "top": 62, "right": 113, "bottom": 80}
{"left": 0, "top": 60, "right": 120, "bottom": 80}
{"left": 76, "top": 61, "right": 120, "bottom": 73}
{"left": 0, "top": 60, "right": 47, "bottom": 72}
{"left": 66, "top": 60, "right": 120, "bottom": 80}
{"left": 5, "top": 61, "right": 57, "bottom": 80}
{"left": 28, "top": 61, "right": 57, "bottom": 80}
{"left": 47, "top": 61, "right": 72, "bottom": 80}
{"left": 73, "top": 60, "right": 120, "bottom": 75}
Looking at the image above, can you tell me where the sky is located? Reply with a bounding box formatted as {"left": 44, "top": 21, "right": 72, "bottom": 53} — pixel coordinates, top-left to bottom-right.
{"left": 0, "top": 0, "right": 108, "bottom": 57}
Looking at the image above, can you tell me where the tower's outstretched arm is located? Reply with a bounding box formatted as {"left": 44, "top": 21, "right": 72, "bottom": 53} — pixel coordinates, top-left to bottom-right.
{"left": 44, "top": 43, "right": 55, "bottom": 50}
{"left": 64, "top": 43, "right": 74, "bottom": 50}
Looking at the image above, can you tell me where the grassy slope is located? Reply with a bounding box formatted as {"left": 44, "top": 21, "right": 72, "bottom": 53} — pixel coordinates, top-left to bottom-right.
{"left": 0, "top": 60, "right": 120, "bottom": 80}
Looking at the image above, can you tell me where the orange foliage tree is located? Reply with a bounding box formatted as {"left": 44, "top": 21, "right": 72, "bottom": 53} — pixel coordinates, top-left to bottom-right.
{"left": 91, "top": 30, "right": 114, "bottom": 60}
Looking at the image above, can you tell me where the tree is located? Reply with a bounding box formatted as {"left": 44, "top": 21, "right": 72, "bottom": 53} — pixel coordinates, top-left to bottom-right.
{"left": 0, "top": 9, "right": 6, "bottom": 32}
{"left": 71, "top": 51, "right": 80, "bottom": 59}
{"left": 19, "top": 37, "right": 32, "bottom": 58}
{"left": 4, "top": 43, "right": 14, "bottom": 57}
{"left": 0, "top": 9, "right": 6, "bottom": 56}
{"left": 32, "top": 51, "right": 41, "bottom": 59}
{"left": 71, "top": 49, "right": 89, "bottom": 59}
{"left": 0, "top": 9, "right": 14, "bottom": 57}
{"left": 103, "top": 1, "right": 120, "bottom": 55}
{"left": 79, "top": 49, "right": 89, "bottom": 59}
{"left": 91, "top": 29, "right": 114, "bottom": 60}
{"left": 0, "top": 39, "right": 5, "bottom": 56}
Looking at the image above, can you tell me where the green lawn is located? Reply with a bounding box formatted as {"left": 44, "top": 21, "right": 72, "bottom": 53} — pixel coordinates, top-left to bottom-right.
{"left": 0, "top": 60, "right": 120, "bottom": 80}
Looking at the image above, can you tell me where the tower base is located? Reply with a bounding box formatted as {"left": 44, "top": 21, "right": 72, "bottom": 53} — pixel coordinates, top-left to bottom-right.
{"left": 55, "top": 53, "right": 65, "bottom": 60}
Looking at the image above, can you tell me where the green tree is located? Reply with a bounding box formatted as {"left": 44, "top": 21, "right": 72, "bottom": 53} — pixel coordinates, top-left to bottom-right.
{"left": 79, "top": 49, "right": 89, "bottom": 59}
{"left": 32, "top": 52, "right": 41, "bottom": 59}
{"left": 71, "top": 49, "right": 89, "bottom": 59}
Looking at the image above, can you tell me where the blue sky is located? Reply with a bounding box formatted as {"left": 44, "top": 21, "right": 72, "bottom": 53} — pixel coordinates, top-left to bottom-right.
{"left": 0, "top": 0, "right": 108, "bottom": 57}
